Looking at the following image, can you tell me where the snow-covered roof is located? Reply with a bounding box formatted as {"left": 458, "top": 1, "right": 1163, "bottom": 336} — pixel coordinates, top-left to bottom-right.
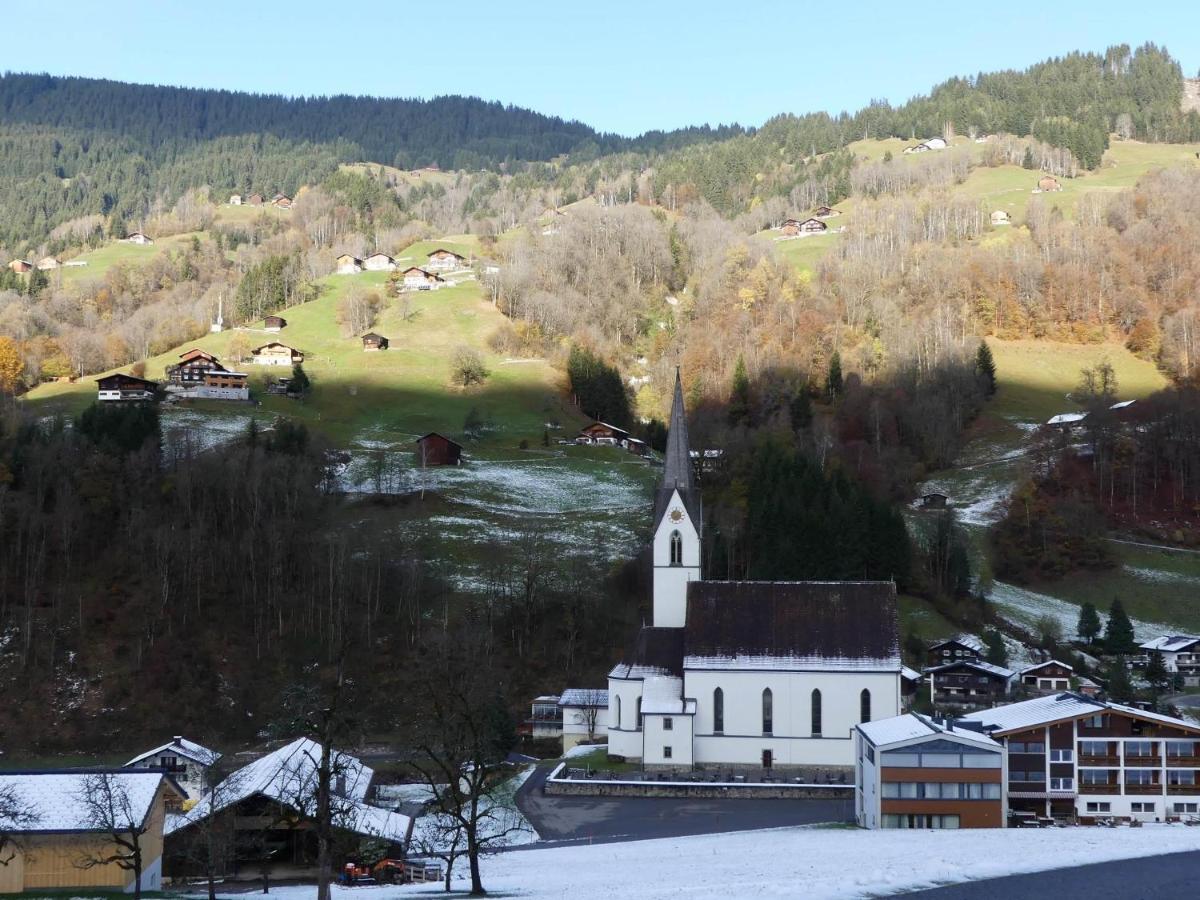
{"left": 685, "top": 654, "right": 900, "bottom": 672}
{"left": 532, "top": 695, "right": 561, "bottom": 704}
{"left": 1140, "top": 635, "right": 1200, "bottom": 653}
{"left": 857, "top": 714, "right": 1001, "bottom": 751}
{"left": 1110, "top": 400, "right": 1136, "bottom": 410}
{"left": 0, "top": 771, "right": 178, "bottom": 833}
{"left": 1046, "top": 412, "right": 1086, "bottom": 426}
{"left": 901, "top": 666, "right": 922, "bottom": 682}
{"left": 126, "top": 736, "right": 221, "bottom": 769}
{"left": 639, "top": 676, "right": 689, "bottom": 715}
{"left": 1019, "top": 660, "right": 1074, "bottom": 676}
{"left": 960, "top": 693, "right": 1103, "bottom": 733}
{"left": 929, "top": 634, "right": 985, "bottom": 655}
{"left": 166, "top": 737, "right": 410, "bottom": 844}
{"left": 927, "top": 660, "right": 1013, "bottom": 679}
{"left": 559, "top": 689, "right": 608, "bottom": 708}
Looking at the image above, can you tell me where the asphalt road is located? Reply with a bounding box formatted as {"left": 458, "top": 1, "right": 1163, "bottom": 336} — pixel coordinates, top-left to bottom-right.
{"left": 898, "top": 850, "right": 1200, "bottom": 899}
{"left": 514, "top": 763, "right": 853, "bottom": 846}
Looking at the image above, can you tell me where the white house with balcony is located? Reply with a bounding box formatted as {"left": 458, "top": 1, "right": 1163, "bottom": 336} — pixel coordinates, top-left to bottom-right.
{"left": 559, "top": 689, "right": 609, "bottom": 752}
{"left": 1140, "top": 635, "right": 1200, "bottom": 685}
{"left": 607, "top": 372, "right": 902, "bottom": 771}
{"left": 124, "top": 735, "right": 221, "bottom": 799}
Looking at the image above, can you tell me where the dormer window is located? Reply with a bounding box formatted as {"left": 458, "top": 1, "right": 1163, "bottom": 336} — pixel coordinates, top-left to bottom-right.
{"left": 670, "top": 530, "right": 683, "bottom": 566}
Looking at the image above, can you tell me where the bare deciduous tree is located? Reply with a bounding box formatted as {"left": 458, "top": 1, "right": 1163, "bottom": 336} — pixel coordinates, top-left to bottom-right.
{"left": 74, "top": 773, "right": 154, "bottom": 900}
{"left": 0, "top": 783, "right": 39, "bottom": 867}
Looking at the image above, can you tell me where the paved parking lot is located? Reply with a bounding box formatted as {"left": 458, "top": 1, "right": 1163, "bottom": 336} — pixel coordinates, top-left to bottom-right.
{"left": 515, "top": 764, "right": 854, "bottom": 845}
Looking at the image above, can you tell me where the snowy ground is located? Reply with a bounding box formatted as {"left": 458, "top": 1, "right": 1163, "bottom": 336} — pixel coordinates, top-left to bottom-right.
{"left": 193, "top": 823, "right": 1200, "bottom": 899}
{"left": 988, "top": 580, "right": 1164, "bottom": 642}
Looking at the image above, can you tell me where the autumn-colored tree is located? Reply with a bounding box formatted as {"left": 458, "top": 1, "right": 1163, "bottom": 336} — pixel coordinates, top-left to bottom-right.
{"left": 0, "top": 337, "right": 24, "bottom": 393}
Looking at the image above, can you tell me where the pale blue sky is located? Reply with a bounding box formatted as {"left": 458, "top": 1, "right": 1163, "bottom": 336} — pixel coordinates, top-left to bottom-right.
{"left": 5, "top": 0, "right": 1196, "bottom": 136}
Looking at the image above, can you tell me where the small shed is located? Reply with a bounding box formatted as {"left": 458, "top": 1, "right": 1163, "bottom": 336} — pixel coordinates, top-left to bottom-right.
{"left": 363, "top": 252, "right": 396, "bottom": 271}
{"left": 96, "top": 373, "right": 158, "bottom": 402}
{"left": 1037, "top": 175, "right": 1062, "bottom": 193}
{"left": 247, "top": 193, "right": 265, "bottom": 206}
{"left": 812, "top": 206, "right": 841, "bottom": 219}
{"left": 264, "top": 315, "right": 288, "bottom": 332}
{"left": 919, "top": 492, "right": 948, "bottom": 510}
{"left": 336, "top": 254, "right": 363, "bottom": 275}
{"left": 125, "top": 231, "right": 155, "bottom": 245}
{"left": 361, "top": 332, "right": 389, "bottom": 351}
{"left": 990, "top": 210, "right": 1011, "bottom": 226}
{"left": 415, "top": 432, "right": 464, "bottom": 466}
{"left": 272, "top": 195, "right": 293, "bottom": 209}
{"left": 229, "top": 194, "right": 243, "bottom": 206}
{"left": 7, "top": 259, "right": 33, "bottom": 274}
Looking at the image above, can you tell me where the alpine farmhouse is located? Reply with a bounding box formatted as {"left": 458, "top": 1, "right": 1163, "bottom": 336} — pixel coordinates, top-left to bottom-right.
{"left": 607, "top": 373, "right": 901, "bottom": 770}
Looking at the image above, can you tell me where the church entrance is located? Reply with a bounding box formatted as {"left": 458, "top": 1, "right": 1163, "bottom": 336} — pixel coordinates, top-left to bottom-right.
{"left": 762, "top": 749, "right": 773, "bottom": 769}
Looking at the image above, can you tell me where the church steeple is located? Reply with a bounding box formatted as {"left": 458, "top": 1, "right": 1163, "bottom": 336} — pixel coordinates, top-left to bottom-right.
{"left": 662, "top": 368, "right": 694, "bottom": 493}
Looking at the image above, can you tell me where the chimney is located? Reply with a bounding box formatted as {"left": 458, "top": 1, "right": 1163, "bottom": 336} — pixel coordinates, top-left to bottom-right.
{"left": 173, "top": 735, "right": 183, "bottom": 743}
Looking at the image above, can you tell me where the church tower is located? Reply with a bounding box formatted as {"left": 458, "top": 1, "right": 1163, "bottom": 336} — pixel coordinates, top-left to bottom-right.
{"left": 652, "top": 370, "right": 702, "bottom": 628}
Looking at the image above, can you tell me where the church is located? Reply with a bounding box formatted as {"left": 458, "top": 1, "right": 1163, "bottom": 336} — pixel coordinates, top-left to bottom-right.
{"left": 607, "top": 372, "right": 902, "bottom": 770}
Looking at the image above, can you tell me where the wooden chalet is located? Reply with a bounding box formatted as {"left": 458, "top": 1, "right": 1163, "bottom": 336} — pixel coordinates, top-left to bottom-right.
{"left": 167, "top": 348, "right": 225, "bottom": 385}
{"left": 926, "top": 635, "right": 984, "bottom": 668}
{"left": 96, "top": 372, "right": 158, "bottom": 402}
{"left": 363, "top": 252, "right": 396, "bottom": 271}
{"left": 577, "top": 421, "right": 630, "bottom": 446}
{"left": 336, "top": 254, "right": 363, "bottom": 274}
{"left": 250, "top": 342, "right": 303, "bottom": 367}
{"left": 7, "top": 259, "right": 33, "bottom": 274}
{"left": 812, "top": 205, "right": 841, "bottom": 219}
{"left": 400, "top": 266, "right": 445, "bottom": 290}
{"left": 927, "top": 659, "right": 1013, "bottom": 710}
{"left": 1037, "top": 175, "right": 1062, "bottom": 193}
{"left": 425, "top": 248, "right": 468, "bottom": 272}
{"left": 415, "top": 432, "right": 464, "bottom": 466}
{"left": 1019, "top": 660, "right": 1074, "bottom": 695}
{"left": 361, "top": 332, "right": 389, "bottom": 351}
{"left": 271, "top": 194, "right": 293, "bottom": 209}
{"left": 125, "top": 231, "right": 155, "bottom": 245}
{"left": 247, "top": 193, "right": 264, "bottom": 206}
{"left": 264, "top": 315, "right": 288, "bottom": 332}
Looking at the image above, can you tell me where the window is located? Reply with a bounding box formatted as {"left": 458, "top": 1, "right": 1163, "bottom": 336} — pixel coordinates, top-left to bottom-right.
{"left": 1167, "top": 770, "right": 1196, "bottom": 786}
{"left": 762, "top": 688, "right": 773, "bottom": 735}
{"left": 713, "top": 688, "right": 724, "bottom": 735}
{"left": 669, "top": 530, "right": 683, "bottom": 566}
{"left": 860, "top": 689, "right": 871, "bottom": 724}
{"left": 881, "top": 814, "right": 960, "bottom": 829}
{"left": 613, "top": 695, "right": 622, "bottom": 729}
{"left": 1080, "top": 741, "right": 1110, "bottom": 757}
{"left": 1167, "top": 741, "right": 1197, "bottom": 758}
{"left": 636, "top": 697, "right": 642, "bottom": 730}
{"left": 1131, "top": 802, "right": 1155, "bottom": 813}
{"left": 922, "top": 754, "right": 961, "bottom": 769}
{"left": 1080, "top": 769, "right": 1115, "bottom": 785}
{"left": 811, "top": 689, "right": 822, "bottom": 737}
{"left": 866, "top": 746, "right": 875, "bottom": 763}
{"left": 1086, "top": 802, "right": 1112, "bottom": 813}
{"left": 1011, "top": 770, "right": 1046, "bottom": 783}
{"left": 1050, "top": 749, "right": 1074, "bottom": 763}
{"left": 1125, "top": 769, "right": 1156, "bottom": 785}
{"left": 1082, "top": 714, "right": 1107, "bottom": 729}
{"left": 882, "top": 782, "right": 1000, "bottom": 800}
{"left": 1050, "top": 777, "right": 1074, "bottom": 791}
{"left": 1125, "top": 741, "right": 1155, "bottom": 759}
{"left": 663, "top": 746, "right": 672, "bottom": 760}
{"left": 1009, "top": 741, "right": 1045, "bottom": 754}
{"left": 663, "top": 717, "right": 673, "bottom": 731}
{"left": 1173, "top": 802, "right": 1199, "bottom": 814}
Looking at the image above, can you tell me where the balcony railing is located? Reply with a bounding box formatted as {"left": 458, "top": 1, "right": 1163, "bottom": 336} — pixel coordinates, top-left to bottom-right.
{"left": 1124, "top": 783, "right": 1163, "bottom": 795}
{"left": 1079, "top": 783, "right": 1119, "bottom": 794}
{"left": 1166, "top": 757, "right": 1200, "bottom": 767}
{"left": 1079, "top": 756, "right": 1120, "bottom": 767}
{"left": 1166, "top": 784, "right": 1200, "bottom": 795}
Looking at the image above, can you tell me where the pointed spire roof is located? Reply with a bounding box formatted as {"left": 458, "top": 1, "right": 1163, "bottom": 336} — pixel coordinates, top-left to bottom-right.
{"left": 662, "top": 368, "right": 694, "bottom": 493}
{"left": 654, "top": 368, "right": 701, "bottom": 530}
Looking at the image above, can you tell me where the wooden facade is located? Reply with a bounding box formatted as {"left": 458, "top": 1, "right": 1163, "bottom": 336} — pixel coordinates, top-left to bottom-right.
{"left": 425, "top": 248, "right": 467, "bottom": 272}
{"left": 264, "top": 315, "right": 288, "bottom": 332}
{"left": 415, "top": 432, "right": 463, "bottom": 466}
{"left": 7, "top": 259, "right": 32, "bottom": 273}
{"left": 1020, "top": 661, "right": 1073, "bottom": 694}
{"left": 168, "top": 349, "right": 225, "bottom": 385}
{"left": 251, "top": 342, "right": 302, "bottom": 366}
{"left": 361, "top": 332, "right": 389, "bottom": 351}
{"left": 96, "top": 373, "right": 158, "bottom": 402}
{"left": 336, "top": 254, "right": 363, "bottom": 274}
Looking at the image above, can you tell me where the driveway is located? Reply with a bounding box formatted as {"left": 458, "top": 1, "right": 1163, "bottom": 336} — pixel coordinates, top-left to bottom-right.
{"left": 515, "top": 763, "right": 853, "bottom": 846}
{"left": 899, "top": 850, "right": 1200, "bottom": 899}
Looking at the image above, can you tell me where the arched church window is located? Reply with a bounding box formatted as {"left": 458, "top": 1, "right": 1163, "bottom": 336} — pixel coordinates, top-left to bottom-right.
{"left": 613, "top": 695, "right": 622, "bottom": 729}
{"left": 713, "top": 688, "right": 724, "bottom": 734}
{"left": 636, "top": 696, "right": 643, "bottom": 730}
{"left": 670, "top": 530, "right": 683, "bottom": 566}
{"left": 860, "top": 689, "right": 871, "bottom": 724}
{"left": 762, "top": 688, "right": 773, "bottom": 735}
{"left": 811, "top": 689, "right": 822, "bottom": 737}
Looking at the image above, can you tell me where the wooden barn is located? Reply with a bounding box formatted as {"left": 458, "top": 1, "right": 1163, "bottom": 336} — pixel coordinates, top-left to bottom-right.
{"left": 812, "top": 206, "right": 841, "bottom": 219}
{"left": 577, "top": 421, "right": 631, "bottom": 446}
{"left": 272, "top": 194, "right": 293, "bottom": 209}
{"left": 96, "top": 373, "right": 158, "bottom": 402}
{"left": 125, "top": 231, "right": 155, "bottom": 245}
{"left": 247, "top": 193, "right": 264, "bottom": 206}
{"left": 363, "top": 252, "right": 396, "bottom": 271}
{"left": 415, "top": 432, "right": 464, "bottom": 466}
{"left": 6, "top": 259, "right": 32, "bottom": 273}
{"left": 264, "top": 315, "right": 288, "bottom": 332}
{"left": 425, "top": 248, "right": 468, "bottom": 272}
{"left": 1037, "top": 175, "right": 1062, "bottom": 192}
{"left": 336, "top": 254, "right": 363, "bottom": 274}
{"left": 361, "top": 332, "right": 389, "bottom": 351}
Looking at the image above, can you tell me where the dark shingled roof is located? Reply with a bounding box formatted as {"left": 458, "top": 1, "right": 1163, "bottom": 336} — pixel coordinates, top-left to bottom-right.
{"left": 683, "top": 581, "right": 900, "bottom": 669}
{"left": 654, "top": 369, "right": 702, "bottom": 530}
{"left": 610, "top": 626, "right": 684, "bottom": 678}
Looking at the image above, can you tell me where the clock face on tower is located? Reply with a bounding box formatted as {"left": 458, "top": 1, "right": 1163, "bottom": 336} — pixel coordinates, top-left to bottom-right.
{"left": 669, "top": 507, "right": 685, "bottom": 523}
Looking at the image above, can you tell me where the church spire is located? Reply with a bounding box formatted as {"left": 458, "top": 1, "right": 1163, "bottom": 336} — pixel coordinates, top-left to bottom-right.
{"left": 662, "top": 368, "right": 694, "bottom": 492}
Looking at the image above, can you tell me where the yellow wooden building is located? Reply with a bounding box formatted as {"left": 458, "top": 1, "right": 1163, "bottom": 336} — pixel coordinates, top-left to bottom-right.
{"left": 0, "top": 771, "right": 184, "bottom": 895}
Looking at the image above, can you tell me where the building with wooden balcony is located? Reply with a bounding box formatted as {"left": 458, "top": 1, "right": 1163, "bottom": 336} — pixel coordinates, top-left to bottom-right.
{"left": 1017, "top": 659, "right": 1074, "bottom": 695}
{"left": 1139, "top": 635, "right": 1200, "bottom": 686}
{"left": 961, "top": 692, "right": 1200, "bottom": 823}
{"left": 124, "top": 735, "right": 221, "bottom": 799}
{"left": 855, "top": 713, "right": 1006, "bottom": 829}
{"left": 926, "top": 659, "right": 1013, "bottom": 710}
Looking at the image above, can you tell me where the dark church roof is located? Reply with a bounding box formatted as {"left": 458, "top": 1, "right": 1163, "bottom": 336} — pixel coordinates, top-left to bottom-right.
{"left": 654, "top": 369, "right": 702, "bottom": 530}
{"left": 683, "top": 581, "right": 900, "bottom": 671}
{"left": 609, "top": 627, "right": 685, "bottom": 679}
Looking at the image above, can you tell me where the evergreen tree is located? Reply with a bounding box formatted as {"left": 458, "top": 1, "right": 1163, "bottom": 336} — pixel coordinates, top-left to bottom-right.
{"left": 290, "top": 363, "right": 311, "bottom": 396}
{"left": 729, "top": 355, "right": 751, "bottom": 425}
{"left": 789, "top": 390, "right": 812, "bottom": 432}
{"left": 1104, "top": 599, "right": 1137, "bottom": 654}
{"left": 1077, "top": 602, "right": 1102, "bottom": 644}
{"left": 1021, "top": 146, "right": 1036, "bottom": 169}
{"left": 826, "top": 351, "right": 843, "bottom": 402}
{"left": 975, "top": 341, "right": 997, "bottom": 397}
{"left": 1144, "top": 652, "right": 1169, "bottom": 693}
{"left": 983, "top": 630, "right": 1009, "bottom": 667}
{"left": 1105, "top": 658, "right": 1134, "bottom": 702}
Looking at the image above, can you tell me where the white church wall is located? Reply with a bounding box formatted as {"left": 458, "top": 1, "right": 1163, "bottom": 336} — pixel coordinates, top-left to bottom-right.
{"left": 651, "top": 489, "right": 700, "bottom": 628}
{"left": 685, "top": 670, "right": 900, "bottom": 768}
{"left": 606, "top": 678, "right": 645, "bottom": 759}
{"left": 643, "top": 713, "right": 694, "bottom": 767}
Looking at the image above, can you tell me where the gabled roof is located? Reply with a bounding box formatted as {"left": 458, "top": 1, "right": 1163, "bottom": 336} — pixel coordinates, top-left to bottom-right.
{"left": 1140, "top": 635, "right": 1200, "bottom": 653}
{"left": 427, "top": 248, "right": 466, "bottom": 259}
{"left": 580, "top": 421, "right": 630, "bottom": 437}
{"left": 857, "top": 713, "right": 1002, "bottom": 751}
{"left": 361, "top": 332, "right": 388, "bottom": 341}
{"left": 558, "top": 689, "right": 609, "bottom": 708}
{"left": 1046, "top": 412, "right": 1086, "bottom": 426}
{"left": 926, "top": 659, "right": 1013, "bottom": 679}
{"left": 179, "top": 348, "right": 219, "bottom": 362}
{"left": 683, "top": 580, "right": 900, "bottom": 671}
{"left": 364, "top": 252, "right": 394, "bottom": 261}
{"left": 929, "top": 634, "right": 984, "bottom": 655}
{"left": 165, "top": 738, "right": 410, "bottom": 844}
{"left": 901, "top": 666, "right": 922, "bottom": 682}
{"left": 126, "top": 736, "right": 221, "bottom": 768}
{"left": 0, "top": 771, "right": 182, "bottom": 834}
{"left": 959, "top": 692, "right": 1200, "bottom": 735}
{"left": 96, "top": 373, "right": 157, "bottom": 388}
{"left": 1019, "top": 659, "right": 1074, "bottom": 676}
{"left": 609, "top": 626, "right": 685, "bottom": 679}
{"left": 251, "top": 342, "right": 299, "bottom": 354}
{"left": 415, "top": 432, "right": 463, "bottom": 450}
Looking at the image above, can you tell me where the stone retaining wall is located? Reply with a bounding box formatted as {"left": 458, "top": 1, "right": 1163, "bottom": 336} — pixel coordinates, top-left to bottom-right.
{"left": 545, "top": 777, "right": 853, "bottom": 801}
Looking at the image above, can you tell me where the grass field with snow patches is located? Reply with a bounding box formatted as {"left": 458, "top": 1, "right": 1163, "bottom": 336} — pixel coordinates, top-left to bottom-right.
{"left": 173, "top": 823, "right": 1200, "bottom": 900}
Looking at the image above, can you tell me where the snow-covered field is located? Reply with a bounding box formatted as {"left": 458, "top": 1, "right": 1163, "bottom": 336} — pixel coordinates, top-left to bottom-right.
{"left": 988, "top": 580, "right": 1164, "bottom": 641}
{"left": 203, "top": 823, "right": 1200, "bottom": 900}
